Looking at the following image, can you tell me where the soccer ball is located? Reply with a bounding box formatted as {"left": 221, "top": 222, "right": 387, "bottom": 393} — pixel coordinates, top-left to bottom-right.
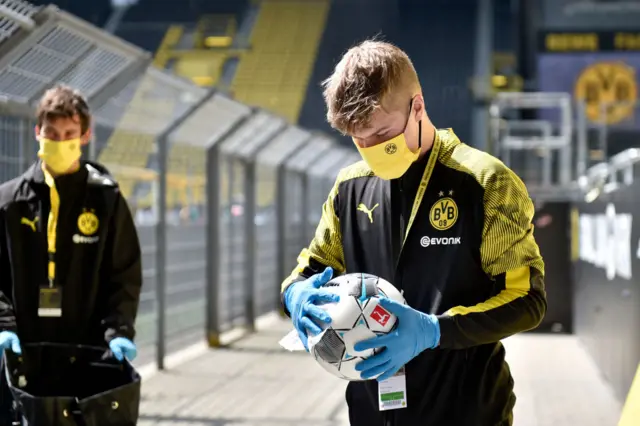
{"left": 308, "top": 273, "right": 405, "bottom": 381}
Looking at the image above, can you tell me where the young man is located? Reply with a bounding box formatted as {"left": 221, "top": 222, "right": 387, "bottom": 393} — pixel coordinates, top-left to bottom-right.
{"left": 281, "top": 41, "right": 546, "bottom": 426}
{"left": 0, "top": 85, "right": 141, "bottom": 365}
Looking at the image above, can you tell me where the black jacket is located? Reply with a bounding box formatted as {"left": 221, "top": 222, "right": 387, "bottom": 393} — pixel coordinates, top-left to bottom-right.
{"left": 281, "top": 129, "right": 546, "bottom": 426}
{"left": 0, "top": 160, "right": 142, "bottom": 346}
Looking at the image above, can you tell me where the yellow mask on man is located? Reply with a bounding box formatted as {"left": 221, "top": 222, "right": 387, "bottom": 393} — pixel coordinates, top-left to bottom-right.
{"left": 37, "top": 138, "right": 82, "bottom": 174}
{"left": 354, "top": 119, "right": 422, "bottom": 180}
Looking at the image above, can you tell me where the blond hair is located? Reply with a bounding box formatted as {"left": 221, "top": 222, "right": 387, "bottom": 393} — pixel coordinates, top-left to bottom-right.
{"left": 322, "top": 40, "right": 421, "bottom": 134}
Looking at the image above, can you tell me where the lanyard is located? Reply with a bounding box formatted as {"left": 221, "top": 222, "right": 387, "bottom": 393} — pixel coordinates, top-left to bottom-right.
{"left": 43, "top": 168, "right": 60, "bottom": 288}
{"left": 402, "top": 131, "right": 441, "bottom": 247}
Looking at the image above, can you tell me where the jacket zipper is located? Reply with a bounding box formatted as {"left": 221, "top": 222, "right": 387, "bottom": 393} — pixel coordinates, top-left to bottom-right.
{"left": 394, "top": 177, "right": 406, "bottom": 290}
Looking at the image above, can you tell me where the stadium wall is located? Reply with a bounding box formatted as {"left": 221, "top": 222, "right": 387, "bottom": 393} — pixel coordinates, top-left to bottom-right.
{"left": 298, "top": 0, "right": 477, "bottom": 146}
{"left": 572, "top": 181, "right": 640, "bottom": 407}
{"left": 535, "top": 28, "right": 640, "bottom": 162}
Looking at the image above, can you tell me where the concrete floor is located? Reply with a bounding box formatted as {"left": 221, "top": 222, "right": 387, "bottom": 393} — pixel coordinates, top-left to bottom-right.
{"left": 138, "top": 317, "right": 623, "bottom": 426}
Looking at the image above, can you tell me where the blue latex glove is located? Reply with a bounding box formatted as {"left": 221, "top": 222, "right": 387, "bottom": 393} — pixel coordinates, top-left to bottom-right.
{"left": 354, "top": 297, "right": 440, "bottom": 382}
{"left": 284, "top": 267, "right": 340, "bottom": 350}
{"left": 109, "top": 337, "right": 137, "bottom": 361}
{"left": 0, "top": 331, "right": 21, "bottom": 354}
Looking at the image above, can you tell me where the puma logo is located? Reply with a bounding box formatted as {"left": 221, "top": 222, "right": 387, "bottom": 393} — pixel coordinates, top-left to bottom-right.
{"left": 21, "top": 217, "right": 39, "bottom": 232}
{"left": 357, "top": 203, "right": 379, "bottom": 223}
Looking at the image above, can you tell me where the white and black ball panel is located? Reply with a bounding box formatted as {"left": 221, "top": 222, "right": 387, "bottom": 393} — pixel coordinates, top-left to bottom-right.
{"left": 318, "top": 292, "right": 363, "bottom": 333}
{"left": 359, "top": 274, "right": 380, "bottom": 299}
{"left": 340, "top": 321, "right": 376, "bottom": 359}
{"left": 311, "top": 328, "right": 345, "bottom": 364}
{"left": 322, "top": 273, "right": 380, "bottom": 300}
{"left": 373, "top": 277, "right": 405, "bottom": 305}
{"left": 336, "top": 357, "right": 363, "bottom": 382}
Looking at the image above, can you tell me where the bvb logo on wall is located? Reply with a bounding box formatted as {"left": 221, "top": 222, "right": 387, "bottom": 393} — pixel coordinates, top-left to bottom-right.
{"left": 574, "top": 61, "right": 637, "bottom": 125}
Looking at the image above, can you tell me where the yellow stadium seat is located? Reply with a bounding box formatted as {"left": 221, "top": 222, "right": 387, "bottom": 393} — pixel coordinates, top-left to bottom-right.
{"left": 98, "top": 42, "right": 195, "bottom": 206}
{"left": 230, "top": 0, "right": 329, "bottom": 123}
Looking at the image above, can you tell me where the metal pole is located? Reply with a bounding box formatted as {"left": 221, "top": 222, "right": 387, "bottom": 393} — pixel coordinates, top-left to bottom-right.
{"left": 276, "top": 164, "right": 287, "bottom": 316}
{"left": 277, "top": 138, "right": 310, "bottom": 311}
{"left": 576, "top": 101, "right": 588, "bottom": 176}
{"left": 601, "top": 103, "right": 609, "bottom": 163}
{"left": 558, "top": 97, "right": 573, "bottom": 185}
{"left": 241, "top": 127, "right": 285, "bottom": 330}
{"left": 542, "top": 126, "right": 552, "bottom": 187}
{"left": 103, "top": 5, "right": 130, "bottom": 34}
{"left": 598, "top": 102, "right": 607, "bottom": 162}
{"left": 227, "top": 155, "right": 236, "bottom": 326}
{"left": 155, "top": 88, "right": 217, "bottom": 369}
{"left": 19, "top": 117, "right": 31, "bottom": 173}
{"left": 489, "top": 105, "right": 501, "bottom": 159}
{"left": 300, "top": 171, "right": 310, "bottom": 248}
{"left": 18, "top": 117, "right": 25, "bottom": 174}
{"left": 471, "top": 0, "right": 493, "bottom": 152}
{"left": 155, "top": 135, "right": 168, "bottom": 371}
{"left": 205, "top": 115, "right": 251, "bottom": 347}
{"left": 243, "top": 159, "right": 257, "bottom": 332}
{"left": 205, "top": 144, "right": 221, "bottom": 346}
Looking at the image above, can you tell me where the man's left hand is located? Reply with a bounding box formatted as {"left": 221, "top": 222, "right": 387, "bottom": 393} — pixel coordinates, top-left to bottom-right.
{"left": 354, "top": 298, "right": 440, "bottom": 381}
{"left": 109, "top": 337, "right": 137, "bottom": 361}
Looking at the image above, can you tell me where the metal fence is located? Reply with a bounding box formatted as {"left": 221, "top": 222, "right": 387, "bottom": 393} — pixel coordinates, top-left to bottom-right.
{"left": 489, "top": 93, "right": 640, "bottom": 203}
{"left": 576, "top": 100, "right": 640, "bottom": 170}
{"left": 0, "top": 1, "right": 355, "bottom": 369}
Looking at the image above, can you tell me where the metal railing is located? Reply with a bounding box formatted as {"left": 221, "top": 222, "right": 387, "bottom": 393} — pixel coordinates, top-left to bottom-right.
{"left": 0, "top": 1, "right": 354, "bottom": 370}
{"left": 489, "top": 93, "right": 640, "bottom": 203}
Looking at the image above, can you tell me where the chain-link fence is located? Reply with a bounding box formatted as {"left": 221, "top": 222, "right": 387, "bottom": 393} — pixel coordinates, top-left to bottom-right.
{"left": 0, "top": 1, "right": 355, "bottom": 370}
{"left": 282, "top": 136, "right": 334, "bottom": 275}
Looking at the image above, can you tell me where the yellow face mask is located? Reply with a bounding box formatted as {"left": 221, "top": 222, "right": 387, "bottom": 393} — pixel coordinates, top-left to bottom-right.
{"left": 37, "top": 138, "right": 82, "bottom": 175}
{"left": 355, "top": 120, "right": 422, "bottom": 180}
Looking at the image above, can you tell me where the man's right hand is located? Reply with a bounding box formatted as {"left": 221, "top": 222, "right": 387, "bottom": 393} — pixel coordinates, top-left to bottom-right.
{"left": 284, "top": 267, "right": 339, "bottom": 350}
{"left": 0, "top": 331, "right": 21, "bottom": 354}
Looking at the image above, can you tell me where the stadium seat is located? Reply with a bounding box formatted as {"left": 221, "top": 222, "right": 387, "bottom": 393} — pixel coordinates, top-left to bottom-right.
{"left": 97, "top": 66, "right": 185, "bottom": 204}
{"left": 230, "top": 0, "right": 329, "bottom": 123}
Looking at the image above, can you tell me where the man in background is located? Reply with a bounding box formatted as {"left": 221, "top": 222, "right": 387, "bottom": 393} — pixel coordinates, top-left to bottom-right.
{"left": 0, "top": 85, "right": 142, "bottom": 423}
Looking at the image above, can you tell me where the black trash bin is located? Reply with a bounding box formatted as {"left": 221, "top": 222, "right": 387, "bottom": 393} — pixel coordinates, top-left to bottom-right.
{"left": 3, "top": 343, "right": 141, "bottom": 426}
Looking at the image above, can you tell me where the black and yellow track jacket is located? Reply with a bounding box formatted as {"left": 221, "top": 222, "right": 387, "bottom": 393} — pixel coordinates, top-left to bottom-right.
{"left": 281, "top": 129, "right": 546, "bottom": 426}
{"left": 0, "top": 160, "right": 142, "bottom": 347}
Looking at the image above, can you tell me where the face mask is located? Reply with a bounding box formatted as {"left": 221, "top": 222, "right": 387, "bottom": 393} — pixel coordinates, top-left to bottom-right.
{"left": 355, "top": 111, "right": 423, "bottom": 180}
{"left": 37, "top": 138, "right": 82, "bottom": 174}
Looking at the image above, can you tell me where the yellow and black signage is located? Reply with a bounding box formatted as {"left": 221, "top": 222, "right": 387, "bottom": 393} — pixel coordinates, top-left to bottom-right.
{"left": 539, "top": 30, "right": 640, "bottom": 53}
{"left": 574, "top": 61, "right": 637, "bottom": 124}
